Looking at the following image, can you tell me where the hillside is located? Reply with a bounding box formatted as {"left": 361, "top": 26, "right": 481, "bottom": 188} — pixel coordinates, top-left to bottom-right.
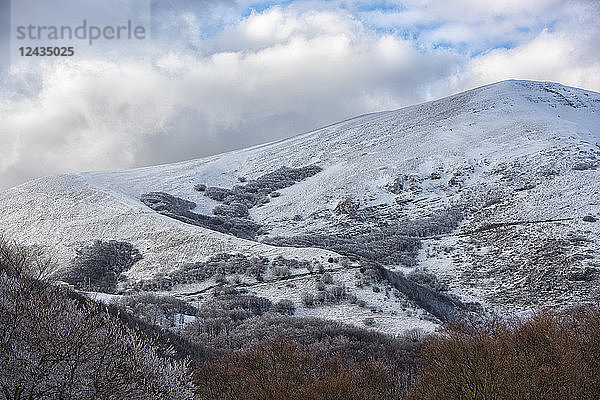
{"left": 1, "top": 79, "right": 599, "bottom": 334}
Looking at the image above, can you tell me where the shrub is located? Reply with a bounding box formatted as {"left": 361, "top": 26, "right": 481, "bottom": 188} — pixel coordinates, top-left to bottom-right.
{"left": 263, "top": 231, "right": 421, "bottom": 266}
{"left": 184, "top": 294, "right": 275, "bottom": 342}
{"left": 213, "top": 202, "right": 250, "bottom": 218}
{"left": 58, "top": 240, "right": 142, "bottom": 293}
{"left": 301, "top": 292, "right": 315, "bottom": 307}
{"left": 203, "top": 165, "right": 322, "bottom": 209}
{"left": 193, "top": 339, "right": 412, "bottom": 400}
{"left": 274, "top": 299, "right": 296, "bottom": 315}
{"left": 142, "top": 192, "right": 262, "bottom": 239}
{"left": 208, "top": 294, "right": 272, "bottom": 315}
{"left": 0, "top": 236, "right": 53, "bottom": 279}
{"left": 0, "top": 249, "right": 193, "bottom": 399}
{"left": 204, "top": 187, "right": 234, "bottom": 202}
{"left": 315, "top": 291, "right": 327, "bottom": 304}
{"left": 121, "top": 293, "right": 197, "bottom": 329}
{"left": 403, "top": 328, "right": 425, "bottom": 343}
{"left": 408, "top": 306, "right": 600, "bottom": 400}
{"left": 264, "top": 206, "right": 463, "bottom": 266}
{"left": 331, "top": 285, "right": 345, "bottom": 300}
{"left": 334, "top": 197, "right": 359, "bottom": 215}
{"left": 407, "top": 268, "right": 449, "bottom": 292}
{"left": 272, "top": 266, "right": 291, "bottom": 277}
{"left": 130, "top": 253, "right": 270, "bottom": 291}
{"left": 322, "top": 272, "right": 333, "bottom": 284}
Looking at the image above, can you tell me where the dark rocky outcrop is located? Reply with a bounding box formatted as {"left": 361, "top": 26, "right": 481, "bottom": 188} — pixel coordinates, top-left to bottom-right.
{"left": 334, "top": 197, "right": 360, "bottom": 215}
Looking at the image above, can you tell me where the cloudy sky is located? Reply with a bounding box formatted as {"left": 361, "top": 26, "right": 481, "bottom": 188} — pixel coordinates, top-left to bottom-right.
{"left": 0, "top": 0, "right": 599, "bottom": 190}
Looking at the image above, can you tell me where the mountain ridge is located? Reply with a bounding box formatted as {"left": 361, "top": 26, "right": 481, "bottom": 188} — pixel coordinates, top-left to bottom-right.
{"left": 1, "top": 79, "right": 599, "bottom": 334}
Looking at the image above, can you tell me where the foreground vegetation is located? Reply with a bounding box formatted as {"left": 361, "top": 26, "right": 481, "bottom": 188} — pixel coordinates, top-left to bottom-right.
{"left": 0, "top": 239, "right": 193, "bottom": 399}
{"left": 410, "top": 307, "right": 600, "bottom": 400}
{"left": 1, "top": 237, "right": 599, "bottom": 399}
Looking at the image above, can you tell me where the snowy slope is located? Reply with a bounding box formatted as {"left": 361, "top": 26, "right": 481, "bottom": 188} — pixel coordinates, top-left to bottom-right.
{"left": 1, "top": 80, "right": 599, "bottom": 333}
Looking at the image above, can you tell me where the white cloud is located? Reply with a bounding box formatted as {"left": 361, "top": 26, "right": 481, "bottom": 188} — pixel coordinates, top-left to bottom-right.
{"left": 357, "top": 0, "right": 576, "bottom": 52}
{"left": 0, "top": 7, "right": 458, "bottom": 189}
{"left": 459, "top": 0, "right": 600, "bottom": 91}
{"left": 0, "top": 1, "right": 598, "bottom": 189}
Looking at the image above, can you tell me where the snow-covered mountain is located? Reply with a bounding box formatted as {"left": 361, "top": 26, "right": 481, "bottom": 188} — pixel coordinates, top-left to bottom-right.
{"left": 1, "top": 80, "right": 599, "bottom": 334}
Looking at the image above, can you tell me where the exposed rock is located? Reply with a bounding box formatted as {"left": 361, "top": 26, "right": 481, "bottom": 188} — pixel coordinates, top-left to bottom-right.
{"left": 386, "top": 178, "right": 404, "bottom": 194}
{"left": 430, "top": 171, "right": 442, "bottom": 180}
{"left": 334, "top": 197, "right": 359, "bottom": 215}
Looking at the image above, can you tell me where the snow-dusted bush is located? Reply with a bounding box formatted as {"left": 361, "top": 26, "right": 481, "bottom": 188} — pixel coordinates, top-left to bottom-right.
{"left": 363, "top": 317, "right": 375, "bottom": 326}
{"left": 204, "top": 186, "right": 234, "bottom": 202}
{"left": 386, "top": 177, "right": 405, "bottom": 194}
{"left": 208, "top": 294, "right": 273, "bottom": 315}
{"left": 245, "top": 165, "right": 322, "bottom": 193}
{"left": 315, "top": 291, "right": 327, "bottom": 304}
{"left": 0, "top": 271, "right": 192, "bottom": 398}
{"left": 185, "top": 294, "right": 274, "bottom": 342}
{"left": 121, "top": 293, "right": 197, "bottom": 329}
{"left": 58, "top": 240, "right": 142, "bottom": 293}
{"left": 377, "top": 264, "right": 460, "bottom": 323}
{"left": 212, "top": 202, "right": 249, "bottom": 218}
{"left": 322, "top": 272, "right": 334, "bottom": 284}
{"left": 264, "top": 231, "right": 420, "bottom": 266}
{"left": 331, "top": 284, "right": 346, "bottom": 300}
{"left": 272, "top": 255, "right": 311, "bottom": 270}
{"left": 0, "top": 236, "right": 53, "bottom": 279}
{"left": 265, "top": 206, "right": 463, "bottom": 267}
{"left": 141, "top": 191, "right": 196, "bottom": 212}
{"left": 203, "top": 165, "right": 322, "bottom": 209}
{"left": 131, "top": 253, "right": 270, "bottom": 291}
{"left": 403, "top": 327, "right": 425, "bottom": 343}
{"left": 141, "top": 191, "right": 262, "bottom": 239}
{"left": 272, "top": 265, "right": 291, "bottom": 277}
{"left": 334, "top": 197, "right": 360, "bottom": 215}
{"left": 407, "top": 268, "right": 449, "bottom": 292}
{"left": 301, "top": 292, "right": 315, "bottom": 307}
{"left": 274, "top": 299, "right": 296, "bottom": 315}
